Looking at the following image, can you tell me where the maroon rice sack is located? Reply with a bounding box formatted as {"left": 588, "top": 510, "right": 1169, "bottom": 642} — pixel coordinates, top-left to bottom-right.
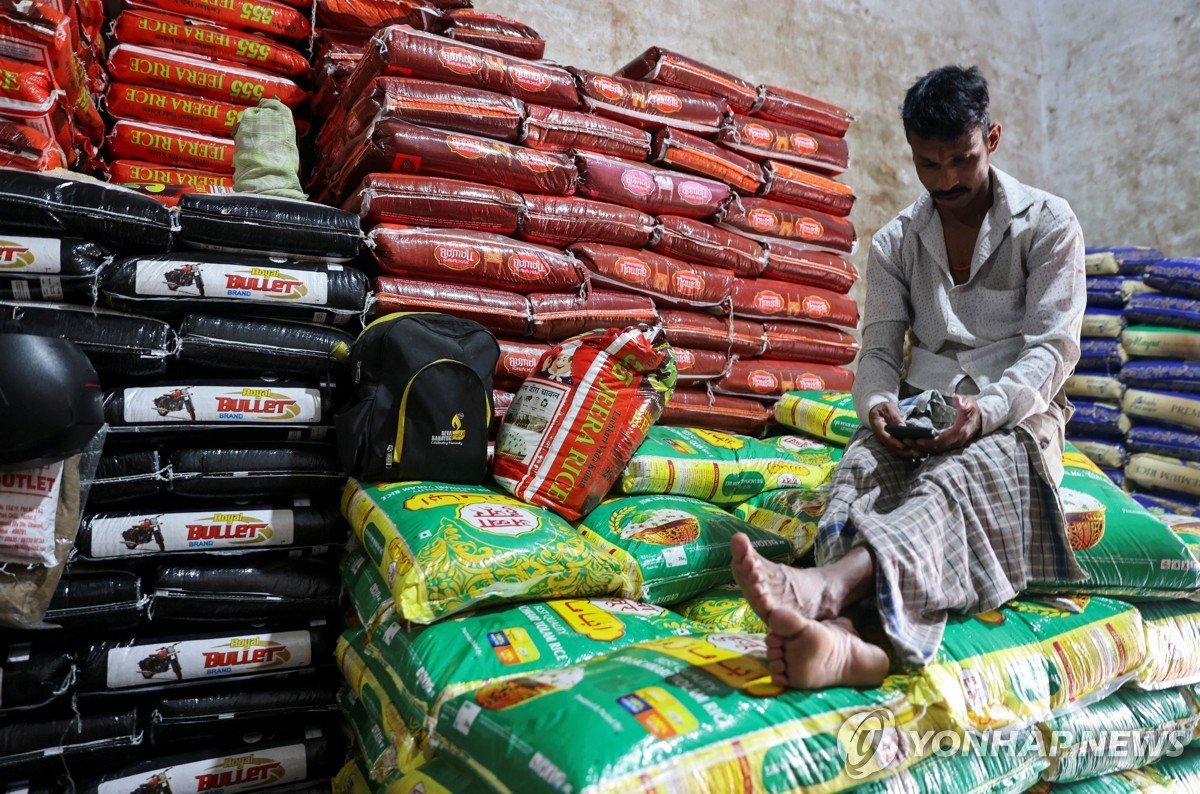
{"left": 718, "top": 114, "right": 849, "bottom": 175}
{"left": 761, "top": 240, "right": 859, "bottom": 294}
{"left": 718, "top": 197, "right": 857, "bottom": 255}
{"left": 493, "top": 389, "right": 514, "bottom": 424}
{"left": 521, "top": 104, "right": 652, "bottom": 160}
{"left": 660, "top": 389, "right": 772, "bottom": 436}
{"left": 731, "top": 276, "right": 859, "bottom": 328}
{"left": 528, "top": 289, "right": 658, "bottom": 341}
{"left": 671, "top": 347, "right": 729, "bottom": 383}
{"left": 651, "top": 127, "right": 763, "bottom": 194}
{"left": 435, "top": 10, "right": 544, "bottom": 61}
{"left": 763, "top": 320, "right": 860, "bottom": 365}
{"left": 346, "top": 25, "right": 579, "bottom": 110}
{"left": 105, "top": 83, "right": 249, "bottom": 139}
{"left": 367, "top": 225, "right": 585, "bottom": 294}
{"left": 569, "top": 242, "right": 735, "bottom": 309}
{"left": 123, "top": 0, "right": 311, "bottom": 40}
{"left": 716, "top": 358, "right": 854, "bottom": 400}
{"left": 751, "top": 84, "right": 854, "bottom": 138}
{"left": 492, "top": 326, "right": 677, "bottom": 521}
{"left": 650, "top": 215, "right": 767, "bottom": 277}
{"left": 353, "top": 174, "right": 523, "bottom": 234}
{"left": 106, "top": 120, "right": 234, "bottom": 174}
{"left": 315, "top": 0, "right": 436, "bottom": 34}
{"left": 107, "top": 44, "right": 308, "bottom": 108}
{"left": 618, "top": 47, "right": 757, "bottom": 113}
{"left": 760, "top": 161, "right": 856, "bottom": 217}
{"left": 372, "top": 276, "right": 532, "bottom": 338}
{"left": 657, "top": 309, "right": 767, "bottom": 356}
{"left": 575, "top": 151, "right": 730, "bottom": 220}
{"left": 495, "top": 339, "right": 552, "bottom": 389}
{"left": 518, "top": 194, "right": 656, "bottom": 249}
{"left": 571, "top": 69, "right": 726, "bottom": 134}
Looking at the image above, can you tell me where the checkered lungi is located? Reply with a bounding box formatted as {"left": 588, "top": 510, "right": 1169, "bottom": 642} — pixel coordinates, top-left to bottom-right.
{"left": 815, "top": 425, "right": 1086, "bottom": 665}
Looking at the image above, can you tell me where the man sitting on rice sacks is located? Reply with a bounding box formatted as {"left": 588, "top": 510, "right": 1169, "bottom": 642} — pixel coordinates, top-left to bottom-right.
{"left": 734, "top": 65, "right": 1087, "bottom": 689}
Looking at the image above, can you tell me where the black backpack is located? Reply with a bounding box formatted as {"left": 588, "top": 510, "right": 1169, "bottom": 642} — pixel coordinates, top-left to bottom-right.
{"left": 335, "top": 313, "right": 499, "bottom": 484}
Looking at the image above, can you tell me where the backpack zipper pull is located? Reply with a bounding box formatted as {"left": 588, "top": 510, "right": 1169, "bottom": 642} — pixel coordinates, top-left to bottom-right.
{"left": 385, "top": 444, "right": 394, "bottom": 469}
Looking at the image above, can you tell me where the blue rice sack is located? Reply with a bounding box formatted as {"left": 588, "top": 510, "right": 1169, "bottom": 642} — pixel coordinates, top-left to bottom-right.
{"left": 1084, "top": 251, "right": 1119, "bottom": 276}
{"left": 1127, "top": 426, "right": 1200, "bottom": 464}
{"left": 1122, "top": 361, "right": 1200, "bottom": 395}
{"left": 1122, "top": 326, "right": 1200, "bottom": 363}
{"left": 1068, "top": 400, "right": 1131, "bottom": 439}
{"left": 1145, "top": 258, "right": 1200, "bottom": 300}
{"left": 1125, "top": 294, "right": 1200, "bottom": 332}
{"left": 1101, "top": 468, "right": 1125, "bottom": 488}
{"left": 1086, "top": 276, "right": 1129, "bottom": 308}
{"left": 1133, "top": 492, "right": 1200, "bottom": 517}
{"left": 1078, "top": 339, "right": 1127, "bottom": 374}
{"left": 1087, "top": 246, "right": 1163, "bottom": 276}
{"left": 1065, "top": 372, "right": 1124, "bottom": 401}
{"left": 1123, "top": 389, "right": 1200, "bottom": 432}
{"left": 1081, "top": 309, "right": 1124, "bottom": 339}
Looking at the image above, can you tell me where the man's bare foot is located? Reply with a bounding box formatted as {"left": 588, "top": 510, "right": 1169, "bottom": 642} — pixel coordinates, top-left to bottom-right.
{"left": 731, "top": 533, "right": 833, "bottom": 622}
{"left": 764, "top": 609, "right": 890, "bottom": 690}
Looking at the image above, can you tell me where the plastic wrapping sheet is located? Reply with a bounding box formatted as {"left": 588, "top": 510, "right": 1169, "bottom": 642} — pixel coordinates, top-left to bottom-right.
{"left": 718, "top": 114, "right": 849, "bottom": 175}
{"left": 719, "top": 197, "right": 857, "bottom": 255}
{"left": 568, "top": 242, "right": 735, "bottom": 309}
{"left": 106, "top": 118, "right": 235, "bottom": 174}
{"left": 517, "top": 194, "right": 656, "bottom": 248}
{"left": 521, "top": 103, "right": 651, "bottom": 160}
{"left": 572, "top": 68, "right": 727, "bottom": 134}
{"left": 760, "top": 161, "right": 856, "bottom": 217}
{"left": 763, "top": 320, "right": 860, "bottom": 365}
{"left": 649, "top": 215, "right": 767, "bottom": 277}
{"left": 107, "top": 43, "right": 308, "bottom": 108}
{"left": 526, "top": 289, "right": 658, "bottom": 341}
{"left": 751, "top": 84, "right": 853, "bottom": 137}
{"left": 618, "top": 46, "right": 756, "bottom": 113}
{"left": 659, "top": 388, "right": 772, "bottom": 435}
{"left": 575, "top": 150, "right": 730, "bottom": 219}
{"left": 651, "top": 127, "right": 763, "bottom": 194}
{"left": 716, "top": 358, "right": 854, "bottom": 400}
{"left": 731, "top": 275, "right": 859, "bottom": 328}
{"left": 177, "top": 193, "right": 363, "bottom": 261}
{"left": 1144, "top": 258, "right": 1200, "bottom": 300}
{"left": 177, "top": 314, "right": 353, "bottom": 377}
{"left": 123, "top": 0, "right": 310, "bottom": 40}
{"left": 372, "top": 275, "right": 532, "bottom": 337}
{"left": 1122, "top": 325, "right": 1200, "bottom": 362}
{"left": 169, "top": 444, "right": 345, "bottom": 499}
{"left": 436, "top": 9, "right": 544, "bottom": 60}
{"left": 658, "top": 309, "right": 766, "bottom": 356}
{"left": 148, "top": 558, "right": 342, "bottom": 622}
{"left": 353, "top": 173, "right": 523, "bottom": 234}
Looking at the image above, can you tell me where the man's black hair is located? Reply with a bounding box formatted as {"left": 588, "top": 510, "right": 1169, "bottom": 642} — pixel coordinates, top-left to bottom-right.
{"left": 901, "top": 65, "right": 991, "bottom": 140}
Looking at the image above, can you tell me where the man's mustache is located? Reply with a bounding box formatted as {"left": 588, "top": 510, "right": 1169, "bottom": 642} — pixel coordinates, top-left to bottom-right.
{"left": 931, "top": 187, "right": 969, "bottom": 200}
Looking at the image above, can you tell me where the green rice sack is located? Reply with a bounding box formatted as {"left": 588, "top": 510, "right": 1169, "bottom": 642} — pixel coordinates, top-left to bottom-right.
{"left": 1027, "top": 768, "right": 1173, "bottom": 792}
{"left": 1145, "top": 746, "right": 1200, "bottom": 787}
{"left": 851, "top": 727, "right": 1047, "bottom": 794}
{"left": 732, "top": 486, "right": 830, "bottom": 557}
{"left": 1135, "top": 601, "right": 1200, "bottom": 690}
{"left": 1158, "top": 513, "right": 1200, "bottom": 562}
{"left": 333, "top": 756, "right": 381, "bottom": 794}
{"left": 674, "top": 584, "right": 767, "bottom": 633}
{"left": 576, "top": 494, "right": 792, "bottom": 604}
{"left": 1123, "top": 389, "right": 1200, "bottom": 432}
{"left": 1126, "top": 454, "right": 1200, "bottom": 499}
{"left": 341, "top": 480, "right": 623, "bottom": 623}
{"left": 433, "top": 634, "right": 941, "bottom": 794}
{"left": 1122, "top": 326, "right": 1200, "bottom": 362}
{"left": 619, "top": 425, "right": 841, "bottom": 505}
{"left": 1065, "top": 373, "right": 1125, "bottom": 401}
{"left": 342, "top": 537, "right": 396, "bottom": 639}
{"left": 390, "top": 757, "right": 492, "bottom": 794}
{"left": 774, "top": 390, "right": 860, "bottom": 445}
{"left": 340, "top": 681, "right": 403, "bottom": 784}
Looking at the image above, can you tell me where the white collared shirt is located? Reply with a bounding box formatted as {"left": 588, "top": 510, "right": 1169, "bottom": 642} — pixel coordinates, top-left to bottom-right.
{"left": 853, "top": 166, "right": 1086, "bottom": 435}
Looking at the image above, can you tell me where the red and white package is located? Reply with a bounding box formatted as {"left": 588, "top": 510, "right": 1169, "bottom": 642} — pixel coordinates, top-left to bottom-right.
{"left": 0, "top": 460, "right": 65, "bottom": 566}
{"left": 105, "top": 82, "right": 248, "bottom": 139}
{"left": 436, "top": 10, "right": 545, "bottom": 61}
{"left": 106, "top": 119, "right": 235, "bottom": 174}
{"left": 618, "top": 47, "right": 757, "bottom": 113}
{"left": 718, "top": 197, "right": 857, "bottom": 255}
{"left": 761, "top": 240, "right": 859, "bottom": 294}
{"left": 528, "top": 290, "right": 659, "bottom": 342}
{"left": 493, "top": 326, "right": 676, "bottom": 521}
{"left": 521, "top": 104, "right": 652, "bottom": 161}
{"left": 124, "top": 0, "right": 311, "bottom": 41}
{"left": 518, "top": 195, "right": 656, "bottom": 249}
{"left": 716, "top": 358, "right": 854, "bottom": 401}
{"left": 315, "top": 0, "right": 436, "bottom": 35}
{"left": 718, "top": 114, "right": 849, "bottom": 175}
{"left": 373, "top": 276, "right": 532, "bottom": 338}
{"left": 649, "top": 215, "right": 767, "bottom": 277}
{"left": 111, "top": 10, "right": 311, "bottom": 78}
{"left": 109, "top": 159, "right": 235, "bottom": 191}
{"left": 493, "top": 389, "right": 515, "bottom": 426}
{"left": 0, "top": 57, "right": 73, "bottom": 158}
{"left": 575, "top": 150, "right": 729, "bottom": 220}
{"left": 367, "top": 226, "right": 585, "bottom": 294}
{"left": 108, "top": 44, "right": 309, "bottom": 109}
{"left": 731, "top": 276, "right": 859, "bottom": 329}
{"left": 345, "top": 25, "right": 580, "bottom": 110}
{"left": 352, "top": 174, "right": 524, "bottom": 234}
{"left": 760, "top": 161, "right": 856, "bottom": 217}
{"left": 752, "top": 84, "right": 853, "bottom": 138}
{"left": 0, "top": 119, "right": 65, "bottom": 171}
{"left": 657, "top": 309, "right": 766, "bottom": 357}
{"left": 569, "top": 243, "right": 735, "bottom": 309}
{"left": 670, "top": 347, "right": 730, "bottom": 383}
{"left": 572, "top": 69, "right": 727, "bottom": 134}
{"left": 650, "top": 127, "right": 763, "bottom": 194}
{"left": 763, "top": 320, "right": 860, "bottom": 365}
{"left": 660, "top": 389, "right": 772, "bottom": 436}
{"left": 495, "top": 339, "right": 553, "bottom": 389}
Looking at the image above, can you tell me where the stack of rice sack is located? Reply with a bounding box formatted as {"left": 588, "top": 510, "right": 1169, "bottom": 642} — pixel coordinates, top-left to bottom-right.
{"left": 0, "top": 173, "right": 364, "bottom": 790}
{"left": 102, "top": 0, "right": 314, "bottom": 200}
{"left": 0, "top": 0, "right": 107, "bottom": 172}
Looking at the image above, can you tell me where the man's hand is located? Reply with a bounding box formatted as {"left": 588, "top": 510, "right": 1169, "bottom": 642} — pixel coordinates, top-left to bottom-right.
{"left": 868, "top": 402, "right": 925, "bottom": 459}
{"left": 906, "top": 395, "right": 983, "bottom": 454}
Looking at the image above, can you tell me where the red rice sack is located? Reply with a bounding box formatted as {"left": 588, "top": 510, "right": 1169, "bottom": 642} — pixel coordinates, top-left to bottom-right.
{"left": 436, "top": 10, "right": 544, "bottom": 61}
{"left": 107, "top": 45, "right": 308, "bottom": 109}
{"left": 575, "top": 151, "right": 729, "bottom": 220}
{"left": 618, "top": 46, "right": 757, "bottom": 113}
{"left": 352, "top": 174, "right": 523, "bottom": 234}
{"left": 569, "top": 242, "right": 735, "bottom": 309}
{"left": 105, "top": 83, "right": 248, "bottom": 139}
{"left": 0, "top": 120, "right": 65, "bottom": 171}
{"left": 346, "top": 25, "right": 579, "bottom": 110}
{"left": 111, "top": 10, "right": 310, "bottom": 78}
{"left": 373, "top": 276, "right": 532, "bottom": 338}
{"left": 718, "top": 197, "right": 857, "bottom": 255}
{"left": 528, "top": 289, "right": 658, "bottom": 341}
{"left": 716, "top": 358, "right": 854, "bottom": 400}
{"left": 660, "top": 389, "right": 772, "bottom": 436}
{"left": 762, "top": 240, "right": 859, "bottom": 294}
{"left": 718, "top": 114, "right": 849, "bottom": 175}
{"left": 367, "top": 226, "right": 585, "bottom": 294}
{"left": 571, "top": 69, "right": 727, "bottom": 134}
{"left": 651, "top": 127, "right": 763, "bottom": 194}
{"left": 521, "top": 104, "right": 652, "bottom": 161}
{"left": 658, "top": 309, "right": 766, "bottom": 356}
{"left": 751, "top": 84, "right": 853, "bottom": 138}
{"left": 671, "top": 347, "right": 729, "bottom": 383}
{"left": 649, "top": 215, "right": 767, "bottom": 277}
{"left": 518, "top": 194, "right": 656, "bottom": 249}
{"left": 315, "top": 0, "right": 436, "bottom": 34}
{"left": 109, "top": 160, "right": 234, "bottom": 191}
{"left": 106, "top": 120, "right": 234, "bottom": 174}
{"left": 763, "top": 320, "right": 860, "bottom": 365}
{"left": 731, "top": 276, "right": 859, "bottom": 329}
{"left": 495, "top": 339, "right": 552, "bottom": 389}
{"left": 493, "top": 326, "right": 677, "bottom": 521}
{"left": 760, "top": 161, "right": 856, "bottom": 217}
{"left": 123, "top": 0, "right": 311, "bottom": 41}
{"left": 0, "top": 55, "right": 57, "bottom": 106}
{"left": 0, "top": 92, "right": 73, "bottom": 168}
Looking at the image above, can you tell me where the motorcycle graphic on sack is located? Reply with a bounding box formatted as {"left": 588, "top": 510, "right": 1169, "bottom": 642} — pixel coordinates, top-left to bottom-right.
{"left": 130, "top": 768, "right": 173, "bottom": 794}
{"left": 154, "top": 387, "right": 196, "bottom": 421}
{"left": 138, "top": 643, "right": 184, "bottom": 680}
{"left": 122, "top": 515, "right": 166, "bottom": 552}
{"left": 163, "top": 262, "right": 205, "bottom": 296}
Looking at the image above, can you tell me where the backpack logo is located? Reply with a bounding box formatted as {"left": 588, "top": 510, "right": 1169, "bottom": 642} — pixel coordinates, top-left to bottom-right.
{"left": 432, "top": 413, "right": 467, "bottom": 445}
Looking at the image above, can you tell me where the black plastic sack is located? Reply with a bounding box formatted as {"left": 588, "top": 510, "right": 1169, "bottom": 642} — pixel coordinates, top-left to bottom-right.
{"left": 0, "top": 643, "right": 75, "bottom": 714}
{"left": 42, "top": 568, "right": 143, "bottom": 632}
{"left": 0, "top": 707, "right": 140, "bottom": 778}
{"left": 169, "top": 445, "right": 345, "bottom": 499}
{"left": 77, "top": 501, "right": 345, "bottom": 562}
{"left": 178, "top": 314, "right": 354, "bottom": 377}
{"left": 0, "top": 301, "right": 176, "bottom": 378}
{"left": 0, "top": 169, "right": 175, "bottom": 252}
{"left": 0, "top": 235, "right": 110, "bottom": 303}
{"left": 87, "top": 449, "right": 168, "bottom": 506}
{"left": 177, "top": 193, "right": 363, "bottom": 261}
{"left": 148, "top": 558, "right": 342, "bottom": 622}
{"left": 101, "top": 253, "right": 370, "bottom": 326}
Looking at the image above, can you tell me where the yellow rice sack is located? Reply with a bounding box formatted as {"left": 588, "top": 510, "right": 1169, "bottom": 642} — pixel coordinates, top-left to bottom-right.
{"left": 732, "top": 486, "right": 830, "bottom": 556}
{"left": 1126, "top": 454, "right": 1200, "bottom": 500}
{"left": 774, "top": 390, "right": 860, "bottom": 445}
{"left": 673, "top": 584, "right": 767, "bottom": 633}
